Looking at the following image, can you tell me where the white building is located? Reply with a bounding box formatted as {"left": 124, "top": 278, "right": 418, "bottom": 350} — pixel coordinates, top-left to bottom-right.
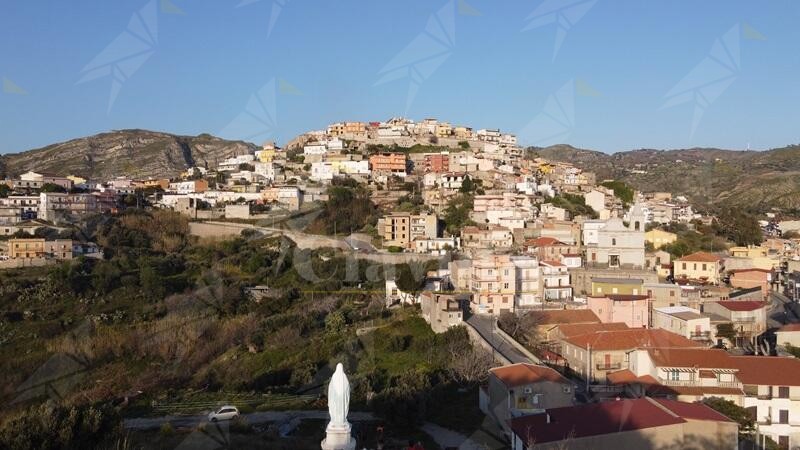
{"left": 652, "top": 306, "right": 713, "bottom": 342}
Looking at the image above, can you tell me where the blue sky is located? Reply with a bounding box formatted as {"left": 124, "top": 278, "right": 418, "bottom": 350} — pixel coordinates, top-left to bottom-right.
{"left": 1, "top": 0, "right": 799, "bottom": 154}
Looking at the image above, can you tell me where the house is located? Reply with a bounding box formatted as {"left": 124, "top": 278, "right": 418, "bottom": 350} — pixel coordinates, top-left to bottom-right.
{"left": 704, "top": 300, "right": 768, "bottom": 348}
{"left": 385, "top": 279, "right": 418, "bottom": 306}
{"left": 675, "top": 251, "right": 724, "bottom": 285}
{"left": 38, "top": 193, "right": 99, "bottom": 222}
{"left": 483, "top": 363, "right": 574, "bottom": 439}
{"left": 8, "top": 238, "right": 45, "bottom": 259}
{"left": 729, "top": 268, "right": 772, "bottom": 299}
{"left": 524, "top": 237, "right": 579, "bottom": 262}
{"left": 590, "top": 277, "right": 644, "bottom": 297}
{"left": 527, "top": 309, "right": 602, "bottom": 341}
{"left": 559, "top": 328, "right": 703, "bottom": 383}
{"left": 261, "top": 185, "right": 303, "bottom": 211}
{"left": 380, "top": 213, "right": 438, "bottom": 249}
{"left": 419, "top": 292, "right": 464, "bottom": 333}
{"left": 775, "top": 323, "right": 800, "bottom": 347}
{"left": 168, "top": 179, "right": 209, "bottom": 194}
{"left": 582, "top": 189, "right": 606, "bottom": 215}
{"left": 508, "top": 397, "right": 737, "bottom": 450}
{"left": 461, "top": 225, "right": 513, "bottom": 250}
{"left": 540, "top": 261, "right": 572, "bottom": 302}
{"left": 18, "top": 171, "right": 73, "bottom": 191}
{"left": 652, "top": 306, "right": 713, "bottom": 343}
{"left": 587, "top": 294, "right": 650, "bottom": 328}
{"left": 645, "top": 229, "right": 678, "bottom": 249}
{"left": 424, "top": 153, "right": 450, "bottom": 173}
{"left": 413, "top": 236, "right": 460, "bottom": 255}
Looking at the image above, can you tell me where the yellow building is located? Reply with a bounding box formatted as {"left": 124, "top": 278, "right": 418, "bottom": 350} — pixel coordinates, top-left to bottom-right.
{"left": 381, "top": 213, "right": 438, "bottom": 249}
{"left": 645, "top": 229, "right": 677, "bottom": 249}
{"left": 590, "top": 277, "right": 644, "bottom": 296}
{"left": 675, "top": 251, "right": 724, "bottom": 284}
{"left": 729, "top": 245, "right": 768, "bottom": 259}
{"left": 9, "top": 238, "right": 46, "bottom": 259}
{"left": 435, "top": 123, "right": 453, "bottom": 138}
{"left": 66, "top": 175, "right": 87, "bottom": 186}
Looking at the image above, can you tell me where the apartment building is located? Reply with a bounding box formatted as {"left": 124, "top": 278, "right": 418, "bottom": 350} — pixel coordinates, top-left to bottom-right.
{"left": 704, "top": 300, "right": 768, "bottom": 347}
{"left": 38, "top": 192, "right": 99, "bottom": 222}
{"left": 368, "top": 153, "right": 407, "bottom": 177}
{"left": 423, "top": 153, "right": 450, "bottom": 173}
{"left": 168, "top": 179, "right": 209, "bottom": 194}
{"left": 587, "top": 294, "right": 650, "bottom": 328}
{"left": 469, "top": 255, "right": 541, "bottom": 314}
{"left": 524, "top": 237, "right": 579, "bottom": 262}
{"left": 380, "top": 213, "right": 438, "bottom": 249}
{"left": 461, "top": 225, "right": 513, "bottom": 250}
{"left": 540, "top": 260, "right": 572, "bottom": 302}
{"left": 419, "top": 292, "right": 464, "bottom": 333}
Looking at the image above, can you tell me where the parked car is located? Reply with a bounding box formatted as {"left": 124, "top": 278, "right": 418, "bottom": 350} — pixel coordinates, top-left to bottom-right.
{"left": 207, "top": 405, "right": 239, "bottom": 422}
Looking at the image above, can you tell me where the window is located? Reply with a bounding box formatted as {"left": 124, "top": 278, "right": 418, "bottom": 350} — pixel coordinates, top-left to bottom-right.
{"left": 702, "top": 263, "right": 707, "bottom": 271}
{"left": 779, "top": 409, "right": 789, "bottom": 424}
{"left": 504, "top": 282, "right": 509, "bottom": 289}
{"left": 779, "top": 386, "right": 790, "bottom": 398}
{"left": 612, "top": 238, "right": 617, "bottom": 246}
{"left": 682, "top": 263, "right": 686, "bottom": 270}
{"left": 669, "top": 370, "right": 680, "bottom": 381}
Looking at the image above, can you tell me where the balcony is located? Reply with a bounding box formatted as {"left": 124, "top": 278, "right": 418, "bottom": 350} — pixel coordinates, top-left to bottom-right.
{"left": 596, "top": 362, "right": 622, "bottom": 371}
{"left": 689, "top": 331, "right": 711, "bottom": 339}
{"left": 661, "top": 379, "right": 742, "bottom": 389}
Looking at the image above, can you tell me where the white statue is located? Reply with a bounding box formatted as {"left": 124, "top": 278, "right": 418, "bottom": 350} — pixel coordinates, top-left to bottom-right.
{"left": 322, "top": 363, "right": 355, "bottom": 450}
{"left": 327, "top": 363, "right": 350, "bottom": 428}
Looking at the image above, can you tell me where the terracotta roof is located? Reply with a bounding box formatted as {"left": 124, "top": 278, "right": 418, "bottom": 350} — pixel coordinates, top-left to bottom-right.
{"left": 777, "top": 323, "right": 800, "bottom": 333}
{"left": 489, "top": 363, "right": 569, "bottom": 388}
{"left": 677, "top": 251, "right": 723, "bottom": 263}
{"left": 526, "top": 237, "right": 566, "bottom": 247}
{"left": 529, "top": 309, "right": 600, "bottom": 326}
{"left": 652, "top": 399, "right": 734, "bottom": 423}
{"left": 607, "top": 369, "right": 658, "bottom": 386}
{"left": 647, "top": 348, "right": 739, "bottom": 369}
{"left": 714, "top": 300, "right": 766, "bottom": 312}
{"left": 509, "top": 398, "right": 728, "bottom": 445}
{"left": 555, "top": 322, "right": 629, "bottom": 338}
{"left": 730, "top": 356, "right": 800, "bottom": 386}
{"left": 563, "top": 329, "right": 704, "bottom": 351}
{"left": 540, "top": 260, "right": 565, "bottom": 267}
{"left": 647, "top": 384, "right": 744, "bottom": 397}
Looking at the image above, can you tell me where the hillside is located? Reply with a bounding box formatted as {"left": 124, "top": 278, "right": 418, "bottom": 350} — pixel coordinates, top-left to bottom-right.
{"left": 528, "top": 144, "right": 800, "bottom": 213}
{"left": 0, "top": 130, "right": 257, "bottom": 180}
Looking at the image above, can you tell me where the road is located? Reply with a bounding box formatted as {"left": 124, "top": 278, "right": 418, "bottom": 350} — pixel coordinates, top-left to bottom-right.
{"left": 466, "top": 314, "right": 535, "bottom": 365}
{"left": 124, "top": 410, "right": 377, "bottom": 431}
{"left": 768, "top": 291, "right": 799, "bottom": 329}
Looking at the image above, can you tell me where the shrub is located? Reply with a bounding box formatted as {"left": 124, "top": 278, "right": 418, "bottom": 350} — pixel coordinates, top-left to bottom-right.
{"left": 159, "top": 422, "right": 174, "bottom": 436}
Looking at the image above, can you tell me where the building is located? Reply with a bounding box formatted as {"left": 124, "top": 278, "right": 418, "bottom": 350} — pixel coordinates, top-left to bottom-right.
{"left": 729, "top": 268, "right": 772, "bottom": 299}
{"left": 652, "top": 306, "right": 713, "bottom": 343}
{"left": 509, "top": 397, "right": 737, "bottom": 450}
{"left": 585, "top": 214, "right": 646, "bottom": 269}
{"left": 540, "top": 261, "right": 572, "bottom": 302}
{"left": 467, "top": 255, "right": 541, "bottom": 313}
{"left": 8, "top": 238, "right": 46, "bottom": 259}
{"left": 380, "top": 213, "right": 438, "bottom": 249}
{"left": 587, "top": 294, "right": 650, "bottom": 328}
{"left": 674, "top": 251, "right": 724, "bottom": 285}
{"left": 560, "top": 328, "right": 703, "bottom": 383}
{"left": 461, "top": 225, "right": 513, "bottom": 250}
{"left": 590, "top": 277, "right": 644, "bottom": 297}
{"left": 168, "top": 179, "right": 209, "bottom": 194}
{"left": 261, "top": 185, "right": 303, "bottom": 211}
{"left": 18, "top": 171, "right": 73, "bottom": 190}
{"left": 38, "top": 193, "right": 99, "bottom": 222}
{"left": 419, "top": 292, "right": 464, "bottom": 333}
{"left": 413, "top": 236, "right": 460, "bottom": 255}
{"left": 775, "top": 323, "right": 800, "bottom": 347}
{"left": 645, "top": 229, "right": 678, "bottom": 249}
{"left": 704, "top": 300, "right": 768, "bottom": 348}
{"left": 524, "top": 237, "right": 579, "bottom": 262}
{"left": 368, "top": 153, "right": 407, "bottom": 177}
{"left": 483, "top": 363, "right": 574, "bottom": 439}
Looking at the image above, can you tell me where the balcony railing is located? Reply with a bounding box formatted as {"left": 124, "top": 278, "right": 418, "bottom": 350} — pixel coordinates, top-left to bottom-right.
{"left": 661, "top": 379, "right": 742, "bottom": 389}
{"left": 689, "top": 331, "right": 711, "bottom": 339}
{"left": 596, "top": 362, "right": 622, "bottom": 371}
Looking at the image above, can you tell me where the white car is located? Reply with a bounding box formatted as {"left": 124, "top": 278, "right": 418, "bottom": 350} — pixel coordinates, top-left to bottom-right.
{"left": 207, "top": 405, "right": 240, "bottom": 422}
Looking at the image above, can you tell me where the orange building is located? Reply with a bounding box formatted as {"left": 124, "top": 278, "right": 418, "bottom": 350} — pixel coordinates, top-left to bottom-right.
{"left": 424, "top": 153, "right": 449, "bottom": 173}
{"left": 369, "top": 153, "right": 407, "bottom": 176}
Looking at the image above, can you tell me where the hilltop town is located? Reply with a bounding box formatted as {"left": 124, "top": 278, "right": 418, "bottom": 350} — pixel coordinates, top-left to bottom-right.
{"left": 3, "top": 117, "right": 800, "bottom": 449}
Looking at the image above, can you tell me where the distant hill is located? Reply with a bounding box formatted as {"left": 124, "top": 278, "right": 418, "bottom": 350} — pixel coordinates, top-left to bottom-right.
{"left": 0, "top": 130, "right": 257, "bottom": 181}
{"left": 527, "top": 144, "right": 800, "bottom": 213}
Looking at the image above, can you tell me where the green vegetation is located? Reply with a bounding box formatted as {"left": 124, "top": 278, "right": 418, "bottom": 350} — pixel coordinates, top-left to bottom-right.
{"left": 0, "top": 184, "right": 10, "bottom": 197}
{"left": 306, "top": 178, "right": 378, "bottom": 235}
{"left": 40, "top": 183, "right": 67, "bottom": 193}
{"left": 600, "top": 180, "right": 634, "bottom": 206}
{"left": 545, "top": 193, "right": 598, "bottom": 219}
{"left": 660, "top": 222, "right": 729, "bottom": 257}
{"left": 711, "top": 208, "right": 763, "bottom": 246}
{"left": 443, "top": 194, "right": 476, "bottom": 235}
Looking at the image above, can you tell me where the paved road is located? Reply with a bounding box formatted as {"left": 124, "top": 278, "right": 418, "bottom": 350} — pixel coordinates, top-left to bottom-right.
{"left": 768, "top": 291, "right": 799, "bottom": 329}
{"left": 124, "top": 410, "right": 377, "bottom": 431}
{"left": 466, "top": 315, "right": 534, "bottom": 365}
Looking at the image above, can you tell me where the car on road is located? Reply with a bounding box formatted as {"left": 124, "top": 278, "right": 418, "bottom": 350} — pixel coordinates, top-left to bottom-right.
{"left": 207, "top": 406, "right": 239, "bottom": 422}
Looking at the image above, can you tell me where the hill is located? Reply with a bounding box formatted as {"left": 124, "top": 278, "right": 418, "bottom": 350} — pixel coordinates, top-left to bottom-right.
{"left": 528, "top": 144, "right": 800, "bottom": 213}
{"left": 0, "top": 130, "right": 257, "bottom": 180}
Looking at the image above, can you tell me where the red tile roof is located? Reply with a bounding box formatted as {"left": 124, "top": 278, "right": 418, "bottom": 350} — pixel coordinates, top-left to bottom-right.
{"left": 489, "top": 363, "right": 569, "bottom": 388}
{"left": 529, "top": 309, "right": 600, "bottom": 325}
{"left": 540, "top": 260, "right": 565, "bottom": 267}
{"left": 526, "top": 237, "right": 567, "bottom": 247}
{"left": 714, "top": 300, "right": 766, "bottom": 311}
{"left": 646, "top": 348, "right": 740, "bottom": 369}
{"left": 606, "top": 369, "right": 658, "bottom": 386}
{"left": 730, "top": 356, "right": 800, "bottom": 386}
{"left": 729, "top": 268, "right": 772, "bottom": 274}
{"left": 777, "top": 323, "right": 800, "bottom": 333}
{"left": 677, "top": 251, "right": 723, "bottom": 263}
{"left": 606, "top": 294, "right": 650, "bottom": 302}
{"left": 563, "top": 329, "right": 703, "bottom": 351}
{"left": 509, "top": 398, "right": 728, "bottom": 445}
{"left": 555, "top": 322, "right": 629, "bottom": 338}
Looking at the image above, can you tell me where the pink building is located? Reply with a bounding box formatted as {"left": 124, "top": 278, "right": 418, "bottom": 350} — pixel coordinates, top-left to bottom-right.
{"left": 587, "top": 294, "right": 650, "bottom": 329}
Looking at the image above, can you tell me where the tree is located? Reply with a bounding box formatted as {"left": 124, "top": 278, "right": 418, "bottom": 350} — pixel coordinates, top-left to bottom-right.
{"left": 442, "top": 326, "right": 494, "bottom": 384}
{"left": 600, "top": 180, "right": 634, "bottom": 206}
{"left": 712, "top": 208, "right": 763, "bottom": 246}
{"left": 395, "top": 262, "right": 428, "bottom": 298}
{"left": 40, "top": 183, "right": 67, "bottom": 193}
{"left": 0, "top": 184, "right": 10, "bottom": 198}
{"left": 703, "top": 398, "right": 754, "bottom": 437}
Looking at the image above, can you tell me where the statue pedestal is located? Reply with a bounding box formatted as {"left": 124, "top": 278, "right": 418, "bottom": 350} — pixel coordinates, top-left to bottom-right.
{"left": 321, "top": 423, "right": 356, "bottom": 450}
